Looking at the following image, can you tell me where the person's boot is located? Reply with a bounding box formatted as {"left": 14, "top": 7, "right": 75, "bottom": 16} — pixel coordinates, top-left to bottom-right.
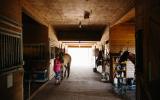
{"left": 55, "top": 80, "right": 59, "bottom": 85}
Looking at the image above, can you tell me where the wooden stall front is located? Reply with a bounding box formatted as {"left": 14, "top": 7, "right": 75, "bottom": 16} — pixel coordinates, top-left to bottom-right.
{"left": 135, "top": 0, "right": 160, "bottom": 99}
{"left": 22, "top": 13, "right": 50, "bottom": 99}
{"left": 0, "top": 0, "right": 24, "bottom": 100}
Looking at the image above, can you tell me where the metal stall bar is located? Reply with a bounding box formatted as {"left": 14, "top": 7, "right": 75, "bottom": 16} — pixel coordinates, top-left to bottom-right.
{"left": 2, "top": 33, "right": 4, "bottom": 70}
{"left": 42, "top": 44, "right": 45, "bottom": 60}
{"left": 17, "top": 38, "right": 20, "bottom": 64}
{"left": 8, "top": 35, "right": 11, "bottom": 67}
{"left": 10, "top": 35, "right": 12, "bottom": 67}
{"left": 39, "top": 44, "right": 42, "bottom": 60}
{"left": 37, "top": 44, "right": 39, "bottom": 59}
{"left": 11, "top": 36, "right": 14, "bottom": 66}
{"left": 6, "top": 34, "right": 8, "bottom": 68}
{"left": 20, "top": 37, "right": 22, "bottom": 64}
{"left": 0, "top": 33, "right": 3, "bottom": 70}
{"left": 17, "top": 38, "right": 22, "bottom": 64}
{"left": 13, "top": 36, "right": 16, "bottom": 65}
{"left": 14, "top": 37, "right": 17, "bottom": 65}
{"left": 6, "top": 35, "right": 8, "bottom": 67}
{"left": 10, "top": 35, "right": 12, "bottom": 66}
{"left": 37, "top": 44, "right": 40, "bottom": 59}
{"left": 18, "top": 34, "right": 21, "bottom": 64}
{"left": 34, "top": 45, "right": 36, "bottom": 59}
{"left": 4, "top": 34, "right": 6, "bottom": 69}
{"left": 8, "top": 35, "right": 10, "bottom": 67}
{"left": 7, "top": 35, "right": 10, "bottom": 67}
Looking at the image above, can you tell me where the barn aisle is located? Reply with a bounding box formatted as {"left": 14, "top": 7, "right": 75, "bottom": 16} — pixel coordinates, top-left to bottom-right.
{"left": 31, "top": 66, "right": 122, "bottom": 100}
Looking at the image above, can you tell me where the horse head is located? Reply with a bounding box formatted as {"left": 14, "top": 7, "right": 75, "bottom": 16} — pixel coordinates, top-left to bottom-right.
{"left": 118, "top": 50, "right": 129, "bottom": 63}
{"left": 119, "top": 50, "right": 135, "bottom": 64}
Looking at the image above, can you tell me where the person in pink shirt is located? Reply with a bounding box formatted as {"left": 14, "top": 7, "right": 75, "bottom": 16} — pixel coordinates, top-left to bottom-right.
{"left": 54, "top": 54, "right": 62, "bottom": 84}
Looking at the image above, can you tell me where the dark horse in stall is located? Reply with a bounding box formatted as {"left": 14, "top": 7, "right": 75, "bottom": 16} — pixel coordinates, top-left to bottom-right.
{"left": 94, "top": 50, "right": 103, "bottom": 72}
{"left": 119, "top": 50, "right": 136, "bottom": 86}
{"left": 96, "top": 50, "right": 103, "bottom": 66}
{"left": 119, "top": 50, "right": 135, "bottom": 65}
{"left": 94, "top": 50, "right": 110, "bottom": 73}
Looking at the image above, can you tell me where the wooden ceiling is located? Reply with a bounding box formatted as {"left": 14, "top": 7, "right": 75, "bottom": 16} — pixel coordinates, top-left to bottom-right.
{"left": 25, "top": 0, "right": 135, "bottom": 41}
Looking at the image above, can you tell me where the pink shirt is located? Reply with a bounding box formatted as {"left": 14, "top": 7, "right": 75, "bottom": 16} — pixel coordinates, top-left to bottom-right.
{"left": 54, "top": 59, "right": 61, "bottom": 72}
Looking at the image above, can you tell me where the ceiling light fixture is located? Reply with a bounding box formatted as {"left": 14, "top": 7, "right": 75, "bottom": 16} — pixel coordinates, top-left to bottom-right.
{"left": 79, "top": 21, "right": 82, "bottom": 28}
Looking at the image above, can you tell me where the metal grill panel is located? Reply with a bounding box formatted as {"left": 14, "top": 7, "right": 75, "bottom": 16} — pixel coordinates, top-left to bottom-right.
{"left": 0, "top": 32, "right": 22, "bottom": 72}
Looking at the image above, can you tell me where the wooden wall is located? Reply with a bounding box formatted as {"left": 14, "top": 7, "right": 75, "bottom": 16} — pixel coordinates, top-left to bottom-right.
{"left": 22, "top": 11, "right": 61, "bottom": 99}
{"left": 100, "top": 27, "right": 109, "bottom": 44}
{"left": 22, "top": 13, "right": 59, "bottom": 81}
{"left": 109, "top": 23, "right": 135, "bottom": 53}
{"left": 0, "top": 0, "right": 59, "bottom": 99}
{"left": 22, "top": 0, "right": 47, "bottom": 26}
{"left": 135, "top": 0, "right": 160, "bottom": 99}
{"left": 23, "top": 13, "right": 49, "bottom": 71}
{"left": 48, "top": 25, "right": 59, "bottom": 80}
{"left": 22, "top": 13, "right": 48, "bottom": 44}
{"left": 48, "top": 25, "right": 59, "bottom": 47}
{"left": 22, "top": 0, "right": 60, "bottom": 81}
{"left": 0, "top": 68, "right": 23, "bottom": 100}
{"left": 0, "top": 0, "right": 22, "bottom": 24}
{"left": 0, "top": 0, "right": 23, "bottom": 100}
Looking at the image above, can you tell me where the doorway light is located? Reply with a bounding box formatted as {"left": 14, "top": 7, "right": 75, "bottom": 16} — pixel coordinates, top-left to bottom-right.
{"left": 79, "top": 21, "right": 82, "bottom": 28}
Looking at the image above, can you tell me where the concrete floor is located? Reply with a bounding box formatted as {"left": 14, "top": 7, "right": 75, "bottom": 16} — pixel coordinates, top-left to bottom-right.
{"left": 31, "top": 66, "right": 123, "bottom": 100}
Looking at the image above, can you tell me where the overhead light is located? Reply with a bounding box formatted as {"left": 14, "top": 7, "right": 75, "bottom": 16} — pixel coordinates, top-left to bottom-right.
{"left": 79, "top": 21, "right": 82, "bottom": 28}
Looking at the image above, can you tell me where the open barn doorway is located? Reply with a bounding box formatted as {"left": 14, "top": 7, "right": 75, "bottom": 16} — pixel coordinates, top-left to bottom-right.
{"left": 67, "top": 46, "right": 111, "bottom": 83}
{"left": 67, "top": 47, "right": 94, "bottom": 67}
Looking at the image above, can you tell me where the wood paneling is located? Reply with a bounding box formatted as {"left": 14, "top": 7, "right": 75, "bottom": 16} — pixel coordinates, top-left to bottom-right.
{"left": 0, "top": 68, "right": 24, "bottom": 100}
{"left": 110, "top": 23, "right": 135, "bottom": 53}
{"left": 23, "top": 13, "right": 50, "bottom": 72}
{"left": 113, "top": 8, "right": 135, "bottom": 26}
{"left": 22, "top": 13, "right": 51, "bottom": 99}
{"left": 0, "top": 0, "right": 23, "bottom": 99}
{"left": 0, "top": 0, "right": 22, "bottom": 25}
{"left": 24, "top": 0, "right": 135, "bottom": 26}
{"left": 22, "top": 0, "right": 135, "bottom": 42}
{"left": 48, "top": 25, "right": 59, "bottom": 47}
{"left": 22, "top": 13, "right": 48, "bottom": 44}
{"left": 22, "top": 0, "right": 47, "bottom": 26}
{"left": 136, "top": 0, "right": 160, "bottom": 99}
